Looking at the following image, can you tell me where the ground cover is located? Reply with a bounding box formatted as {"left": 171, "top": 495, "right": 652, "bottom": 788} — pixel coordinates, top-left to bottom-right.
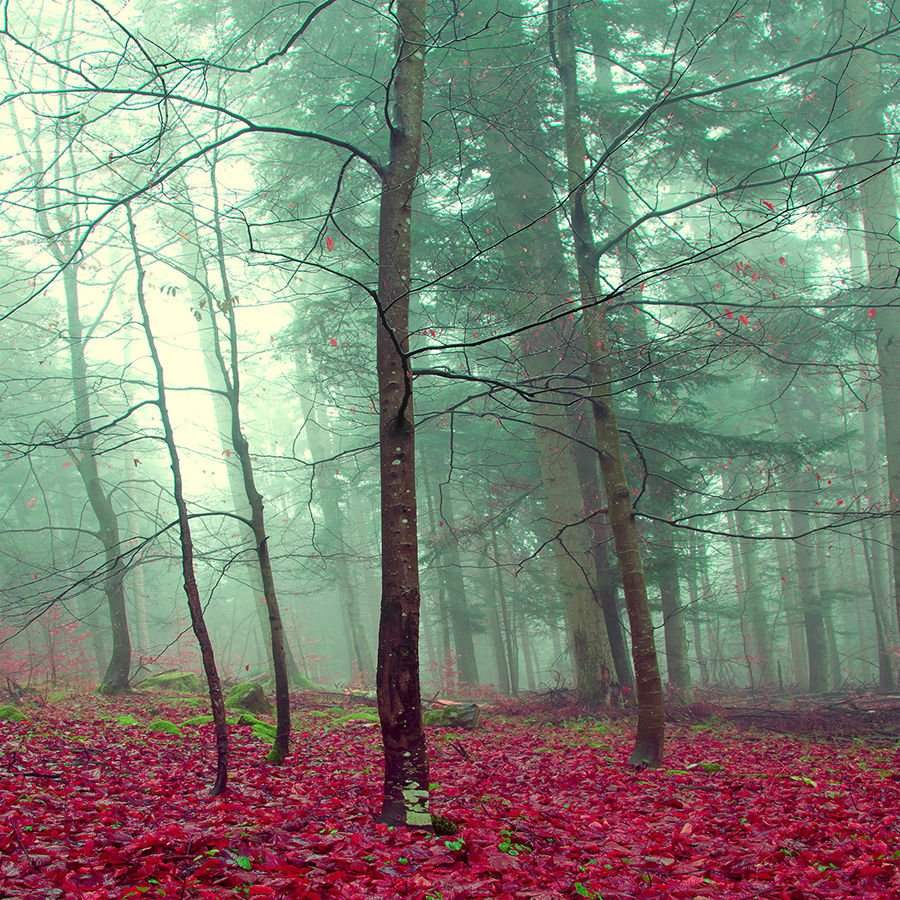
{"left": 0, "top": 693, "right": 897, "bottom": 898}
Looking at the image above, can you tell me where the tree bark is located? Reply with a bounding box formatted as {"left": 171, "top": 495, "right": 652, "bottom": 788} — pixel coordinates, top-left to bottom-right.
{"left": 788, "top": 498, "right": 829, "bottom": 693}
{"left": 848, "top": 2, "right": 900, "bottom": 642}
{"left": 129, "top": 209, "right": 228, "bottom": 795}
{"left": 552, "top": 1, "right": 664, "bottom": 765}
{"left": 62, "top": 268, "right": 132, "bottom": 694}
{"left": 375, "top": 0, "right": 431, "bottom": 829}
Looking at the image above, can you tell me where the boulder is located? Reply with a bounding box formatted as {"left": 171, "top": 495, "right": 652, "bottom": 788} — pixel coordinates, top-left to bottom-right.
{"left": 423, "top": 702, "right": 480, "bottom": 729}
{"left": 140, "top": 672, "right": 203, "bottom": 694}
{"left": 225, "top": 682, "right": 272, "bottom": 715}
{"left": 0, "top": 704, "right": 26, "bottom": 722}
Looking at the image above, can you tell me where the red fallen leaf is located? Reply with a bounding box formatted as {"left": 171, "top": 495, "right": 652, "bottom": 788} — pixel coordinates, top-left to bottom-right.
{"left": 325, "top": 235, "right": 335, "bottom": 252}
{"left": 224, "top": 449, "right": 232, "bottom": 457}
{"left": 762, "top": 200, "right": 775, "bottom": 211}
{"left": 779, "top": 256, "right": 787, "bottom": 265}
{"left": 739, "top": 315, "right": 750, "bottom": 325}
{"left": 867, "top": 308, "right": 876, "bottom": 318}
{"left": 725, "top": 309, "right": 734, "bottom": 319}
{"left": 329, "top": 338, "right": 338, "bottom": 347}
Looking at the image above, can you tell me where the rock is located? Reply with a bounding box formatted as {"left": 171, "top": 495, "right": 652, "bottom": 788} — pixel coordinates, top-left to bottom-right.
{"left": 0, "top": 704, "right": 26, "bottom": 722}
{"left": 423, "top": 702, "right": 480, "bottom": 729}
{"left": 140, "top": 672, "right": 203, "bottom": 694}
{"left": 147, "top": 719, "right": 182, "bottom": 736}
{"left": 225, "top": 682, "right": 272, "bottom": 715}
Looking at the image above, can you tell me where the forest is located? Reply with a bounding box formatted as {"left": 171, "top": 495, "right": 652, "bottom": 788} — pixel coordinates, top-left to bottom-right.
{"left": 0, "top": 0, "right": 898, "bottom": 895}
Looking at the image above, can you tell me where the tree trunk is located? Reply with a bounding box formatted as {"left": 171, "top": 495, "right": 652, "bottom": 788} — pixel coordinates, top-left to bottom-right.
{"left": 489, "top": 521, "right": 520, "bottom": 695}
{"left": 848, "top": 2, "right": 900, "bottom": 642}
{"left": 552, "top": 2, "right": 664, "bottom": 765}
{"left": 572, "top": 427, "right": 634, "bottom": 687}
{"left": 198, "top": 178, "right": 293, "bottom": 762}
{"left": 436, "top": 488, "right": 479, "bottom": 685}
{"left": 62, "top": 268, "right": 132, "bottom": 695}
{"left": 374, "top": 0, "right": 431, "bottom": 829}
{"left": 477, "top": 28, "right": 615, "bottom": 704}
{"left": 653, "top": 483, "right": 691, "bottom": 698}
{"left": 686, "top": 538, "right": 708, "bottom": 685}
{"left": 788, "top": 499, "right": 829, "bottom": 693}
{"left": 294, "top": 351, "right": 374, "bottom": 685}
{"left": 129, "top": 210, "right": 228, "bottom": 796}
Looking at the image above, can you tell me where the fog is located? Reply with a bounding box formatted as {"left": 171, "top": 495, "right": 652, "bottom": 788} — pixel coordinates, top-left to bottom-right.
{"left": 0, "top": 0, "right": 897, "bottom": 733}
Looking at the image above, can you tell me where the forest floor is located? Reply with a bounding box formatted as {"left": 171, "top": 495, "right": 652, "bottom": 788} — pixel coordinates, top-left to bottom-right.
{"left": 0, "top": 690, "right": 897, "bottom": 898}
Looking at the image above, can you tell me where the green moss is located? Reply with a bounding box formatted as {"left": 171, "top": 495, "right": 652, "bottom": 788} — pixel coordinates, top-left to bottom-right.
{"left": 147, "top": 719, "right": 183, "bottom": 736}
{"left": 266, "top": 745, "right": 286, "bottom": 764}
{"left": 251, "top": 722, "right": 277, "bottom": 744}
{"left": 431, "top": 813, "right": 459, "bottom": 836}
{"left": 182, "top": 715, "right": 215, "bottom": 726}
{"left": 333, "top": 711, "right": 379, "bottom": 726}
{"left": 169, "top": 697, "right": 204, "bottom": 707}
{"left": 116, "top": 714, "right": 141, "bottom": 727}
{"left": 140, "top": 672, "right": 203, "bottom": 694}
{"left": 225, "top": 683, "right": 272, "bottom": 714}
{"left": 0, "top": 704, "right": 26, "bottom": 722}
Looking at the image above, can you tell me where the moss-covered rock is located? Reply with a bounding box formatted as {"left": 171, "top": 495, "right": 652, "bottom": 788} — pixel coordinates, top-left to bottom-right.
{"left": 424, "top": 703, "right": 480, "bottom": 729}
{"left": 116, "top": 714, "right": 141, "bottom": 727}
{"left": 140, "top": 672, "right": 203, "bottom": 694}
{"left": 334, "top": 711, "right": 379, "bottom": 726}
{"left": 169, "top": 697, "right": 203, "bottom": 707}
{"left": 181, "top": 715, "right": 215, "bottom": 726}
{"left": 147, "top": 719, "right": 183, "bottom": 736}
{"left": 0, "top": 704, "right": 26, "bottom": 722}
{"left": 225, "top": 682, "right": 272, "bottom": 715}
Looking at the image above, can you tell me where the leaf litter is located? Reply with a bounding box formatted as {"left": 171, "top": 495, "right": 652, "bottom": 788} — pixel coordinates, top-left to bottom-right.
{"left": 0, "top": 694, "right": 897, "bottom": 898}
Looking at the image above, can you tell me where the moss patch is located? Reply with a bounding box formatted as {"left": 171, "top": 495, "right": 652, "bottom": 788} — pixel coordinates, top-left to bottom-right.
{"left": 181, "top": 715, "right": 215, "bottom": 726}
{"left": 140, "top": 672, "right": 203, "bottom": 694}
{"left": 0, "top": 704, "right": 25, "bottom": 722}
{"left": 225, "top": 683, "right": 272, "bottom": 715}
{"left": 116, "top": 714, "right": 141, "bottom": 727}
{"left": 147, "top": 719, "right": 183, "bottom": 736}
{"left": 333, "top": 711, "right": 379, "bottom": 726}
{"left": 251, "top": 722, "right": 277, "bottom": 744}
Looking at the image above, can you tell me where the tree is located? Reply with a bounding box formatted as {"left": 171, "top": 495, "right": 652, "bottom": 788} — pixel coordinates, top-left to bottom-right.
{"left": 551, "top": 0, "right": 665, "bottom": 765}
{"left": 373, "top": 0, "right": 432, "bottom": 828}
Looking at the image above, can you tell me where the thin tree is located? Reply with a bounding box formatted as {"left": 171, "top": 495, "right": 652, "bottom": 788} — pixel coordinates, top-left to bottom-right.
{"left": 128, "top": 206, "right": 229, "bottom": 795}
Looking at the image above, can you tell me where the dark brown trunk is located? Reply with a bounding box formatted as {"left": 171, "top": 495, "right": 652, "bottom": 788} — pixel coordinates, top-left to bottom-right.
{"left": 552, "top": 2, "right": 664, "bottom": 764}
{"left": 206, "top": 173, "right": 291, "bottom": 762}
{"left": 374, "top": 0, "right": 431, "bottom": 829}
{"left": 572, "top": 427, "right": 634, "bottom": 687}
{"left": 128, "top": 209, "right": 228, "bottom": 795}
